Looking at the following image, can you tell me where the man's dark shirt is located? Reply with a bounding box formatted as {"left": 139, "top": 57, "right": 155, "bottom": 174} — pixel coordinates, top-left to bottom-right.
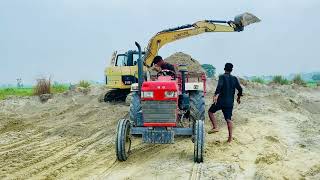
{"left": 215, "top": 73, "right": 243, "bottom": 107}
{"left": 160, "top": 62, "right": 175, "bottom": 72}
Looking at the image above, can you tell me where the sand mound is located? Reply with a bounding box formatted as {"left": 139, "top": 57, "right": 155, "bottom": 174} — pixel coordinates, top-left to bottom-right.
{"left": 165, "top": 52, "right": 204, "bottom": 72}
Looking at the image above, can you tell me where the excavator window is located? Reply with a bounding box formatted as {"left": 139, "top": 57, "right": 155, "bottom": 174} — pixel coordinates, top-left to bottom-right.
{"left": 132, "top": 53, "right": 145, "bottom": 66}
{"left": 115, "top": 54, "right": 128, "bottom": 66}
{"left": 115, "top": 52, "right": 145, "bottom": 67}
{"left": 132, "top": 54, "right": 141, "bottom": 66}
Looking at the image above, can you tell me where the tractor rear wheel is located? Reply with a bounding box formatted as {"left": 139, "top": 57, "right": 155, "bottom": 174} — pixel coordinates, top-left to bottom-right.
{"left": 189, "top": 91, "right": 205, "bottom": 122}
{"left": 194, "top": 120, "right": 204, "bottom": 163}
{"left": 116, "top": 119, "right": 131, "bottom": 161}
{"left": 129, "top": 92, "right": 141, "bottom": 126}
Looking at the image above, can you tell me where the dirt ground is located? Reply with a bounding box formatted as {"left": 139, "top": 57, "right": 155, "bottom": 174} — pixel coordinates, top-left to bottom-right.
{"left": 0, "top": 82, "right": 320, "bottom": 180}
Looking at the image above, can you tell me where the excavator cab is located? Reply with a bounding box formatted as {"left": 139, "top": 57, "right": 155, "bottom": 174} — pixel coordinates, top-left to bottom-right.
{"left": 114, "top": 51, "right": 145, "bottom": 67}
{"left": 104, "top": 50, "right": 145, "bottom": 102}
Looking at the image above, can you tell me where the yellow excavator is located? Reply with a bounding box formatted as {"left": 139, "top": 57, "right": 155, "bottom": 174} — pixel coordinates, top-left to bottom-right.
{"left": 104, "top": 12, "right": 260, "bottom": 102}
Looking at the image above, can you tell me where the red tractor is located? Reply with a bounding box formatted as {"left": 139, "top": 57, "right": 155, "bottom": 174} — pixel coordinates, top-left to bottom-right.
{"left": 116, "top": 42, "right": 206, "bottom": 163}
{"left": 115, "top": 13, "right": 260, "bottom": 163}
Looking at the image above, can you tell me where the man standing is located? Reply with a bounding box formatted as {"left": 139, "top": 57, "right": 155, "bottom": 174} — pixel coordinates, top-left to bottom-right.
{"left": 208, "top": 63, "right": 243, "bottom": 143}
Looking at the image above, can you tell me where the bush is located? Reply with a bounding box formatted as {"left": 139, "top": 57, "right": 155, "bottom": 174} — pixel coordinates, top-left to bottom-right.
{"left": 34, "top": 78, "right": 51, "bottom": 95}
{"left": 312, "top": 74, "right": 320, "bottom": 81}
{"left": 305, "top": 81, "right": 318, "bottom": 88}
{"left": 272, "top": 75, "right": 290, "bottom": 85}
{"left": 79, "top": 80, "right": 90, "bottom": 88}
{"left": 251, "top": 77, "right": 265, "bottom": 84}
{"left": 201, "top": 64, "right": 216, "bottom": 78}
{"left": 292, "top": 74, "right": 306, "bottom": 86}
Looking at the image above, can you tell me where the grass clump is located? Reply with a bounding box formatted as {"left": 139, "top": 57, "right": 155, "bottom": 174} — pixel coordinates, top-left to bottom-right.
{"left": 292, "top": 74, "right": 306, "bottom": 86}
{"left": 251, "top": 77, "right": 265, "bottom": 84}
{"left": 78, "top": 80, "right": 90, "bottom": 88}
{"left": 34, "top": 78, "right": 51, "bottom": 95}
{"left": 272, "top": 75, "right": 290, "bottom": 85}
{"left": 52, "top": 83, "right": 69, "bottom": 93}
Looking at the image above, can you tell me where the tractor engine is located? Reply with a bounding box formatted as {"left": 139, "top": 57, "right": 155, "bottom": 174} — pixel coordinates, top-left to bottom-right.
{"left": 141, "top": 80, "right": 178, "bottom": 127}
{"left": 140, "top": 79, "right": 178, "bottom": 144}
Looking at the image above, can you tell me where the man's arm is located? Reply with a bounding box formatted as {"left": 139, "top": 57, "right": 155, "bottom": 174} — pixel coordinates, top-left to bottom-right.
{"left": 152, "top": 65, "right": 161, "bottom": 72}
{"left": 167, "top": 63, "right": 176, "bottom": 72}
{"left": 235, "top": 77, "right": 243, "bottom": 96}
{"left": 215, "top": 75, "right": 224, "bottom": 96}
{"left": 213, "top": 75, "right": 224, "bottom": 104}
{"left": 235, "top": 77, "right": 243, "bottom": 104}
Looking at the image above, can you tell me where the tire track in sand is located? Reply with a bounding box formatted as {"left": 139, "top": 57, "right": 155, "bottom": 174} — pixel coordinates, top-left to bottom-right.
{"left": 190, "top": 163, "right": 203, "bottom": 180}
{"left": 5, "top": 130, "right": 109, "bottom": 179}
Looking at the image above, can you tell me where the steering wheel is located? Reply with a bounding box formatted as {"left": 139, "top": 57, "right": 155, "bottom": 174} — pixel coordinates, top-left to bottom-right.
{"left": 157, "top": 70, "right": 176, "bottom": 79}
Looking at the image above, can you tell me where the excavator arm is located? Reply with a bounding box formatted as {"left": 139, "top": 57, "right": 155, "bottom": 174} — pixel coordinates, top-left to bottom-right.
{"left": 144, "top": 12, "right": 260, "bottom": 67}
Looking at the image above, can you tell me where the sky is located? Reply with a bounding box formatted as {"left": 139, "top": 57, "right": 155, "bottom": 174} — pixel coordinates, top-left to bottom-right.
{"left": 1, "top": 0, "right": 320, "bottom": 85}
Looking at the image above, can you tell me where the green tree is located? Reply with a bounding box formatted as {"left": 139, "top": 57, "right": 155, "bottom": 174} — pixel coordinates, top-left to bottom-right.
{"left": 312, "top": 74, "right": 320, "bottom": 81}
{"left": 201, "top": 64, "right": 216, "bottom": 78}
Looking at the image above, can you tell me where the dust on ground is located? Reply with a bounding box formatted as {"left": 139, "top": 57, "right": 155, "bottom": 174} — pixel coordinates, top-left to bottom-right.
{"left": 1, "top": 83, "right": 320, "bottom": 179}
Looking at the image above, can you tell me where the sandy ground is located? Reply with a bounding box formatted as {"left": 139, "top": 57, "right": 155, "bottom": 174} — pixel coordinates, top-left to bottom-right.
{"left": 0, "top": 83, "right": 320, "bottom": 180}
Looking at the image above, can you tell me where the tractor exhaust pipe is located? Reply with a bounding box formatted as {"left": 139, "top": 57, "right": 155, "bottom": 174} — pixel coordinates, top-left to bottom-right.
{"left": 178, "top": 65, "right": 189, "bottom": 111}
{"left": 135, "top": 42, "right": 144, "bottom": 95}
{"left": 179, "top": 65, "right": 188, "bottom": 94}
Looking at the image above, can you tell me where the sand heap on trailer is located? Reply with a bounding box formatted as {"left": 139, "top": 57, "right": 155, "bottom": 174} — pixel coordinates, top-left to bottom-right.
{"left": 165, "top": 52, "right": 204, "bottom": 72}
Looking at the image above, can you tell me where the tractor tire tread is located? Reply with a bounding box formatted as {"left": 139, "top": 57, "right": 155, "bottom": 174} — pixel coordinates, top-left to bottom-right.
{"left": 129, "top": 92, "right": 141, "bottom": 125}
{"left": 189, "top": 91, "right": 205, "bottom": 122}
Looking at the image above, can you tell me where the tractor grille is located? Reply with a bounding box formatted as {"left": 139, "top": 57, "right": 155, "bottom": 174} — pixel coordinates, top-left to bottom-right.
{"left": 142, "top": 101, "right": 177, "bottom": 123}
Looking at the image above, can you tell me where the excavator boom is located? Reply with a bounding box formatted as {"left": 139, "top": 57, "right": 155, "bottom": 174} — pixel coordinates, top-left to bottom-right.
{"left": 144, "top": 12, "right": 260, "bottom": 67}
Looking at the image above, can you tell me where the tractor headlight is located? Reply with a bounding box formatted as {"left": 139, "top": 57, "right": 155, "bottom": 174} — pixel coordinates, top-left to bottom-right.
{"left": 165, "top": 91, "right": 177, "bottom": 98}
{"left": 142, "top": 91, "right": 154, "bottom": 98}
{"left": 130, "top": 83, "right": 139, "bottom": 91}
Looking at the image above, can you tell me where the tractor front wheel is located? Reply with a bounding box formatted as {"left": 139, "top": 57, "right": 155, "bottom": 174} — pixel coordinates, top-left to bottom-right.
{"left": 129, "top": 92, "right": 141, "bottom": 126}
{"left": 194, "top": 120, "right": 204, "bottom": 163}
{"left": 116, "top": 119, "right": 131, "bottom": 161}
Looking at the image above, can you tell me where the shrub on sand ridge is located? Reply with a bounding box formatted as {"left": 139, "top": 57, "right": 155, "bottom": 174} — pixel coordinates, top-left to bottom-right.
{"left": 251, "top": 77, "right": 265, "bottom": 84}
{"left": 34, "top": 78, "right": 51, "bottom": 95}
{"left": 272, "top": 75, "right": 290, "bottom": 85}
{"left": 79, "top": 80, "right": 90, "bottom": 88}
{"left": 292, "top": 74, "right": 306, "bottom": 86}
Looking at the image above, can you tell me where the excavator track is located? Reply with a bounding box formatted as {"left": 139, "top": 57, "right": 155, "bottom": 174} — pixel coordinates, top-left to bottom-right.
{"left": 104, "top": 89, "right": 130, "bottom": 102}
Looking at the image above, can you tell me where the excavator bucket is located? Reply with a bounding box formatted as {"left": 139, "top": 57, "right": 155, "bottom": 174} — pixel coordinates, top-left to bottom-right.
{"left": 234, "top": 12, "right": 261, "bottom": 27}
